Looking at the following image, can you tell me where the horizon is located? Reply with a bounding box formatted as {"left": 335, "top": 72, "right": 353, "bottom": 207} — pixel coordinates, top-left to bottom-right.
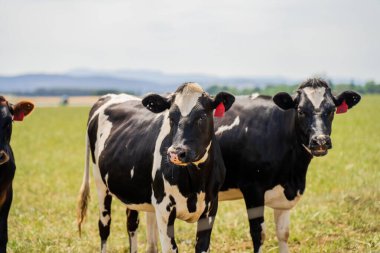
{"left": 0, "top": 67, "right": 374, "bottom": 84}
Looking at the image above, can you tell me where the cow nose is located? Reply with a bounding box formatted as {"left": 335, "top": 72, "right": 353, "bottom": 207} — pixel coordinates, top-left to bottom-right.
{"left": 310, "top": 135, "right": 332, "bottom": 149}
{"left": 167, "top": 146, "right": 189, "bottom": 165}
{"left": 177, "top": 150, "right": 187, "bottom": 160}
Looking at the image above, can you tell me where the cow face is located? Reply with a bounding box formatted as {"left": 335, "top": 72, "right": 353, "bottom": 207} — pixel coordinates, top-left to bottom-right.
{"left": 273, "top": 79, "right": 361, "bottom": 157}
{"left": 0, "top": 96, "right": 34, "bottom": 165}
{"left": 142, "top": 83, "right": 235, "bottom": 166}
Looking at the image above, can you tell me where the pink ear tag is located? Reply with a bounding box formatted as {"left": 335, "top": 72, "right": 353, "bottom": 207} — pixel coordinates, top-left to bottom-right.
{"left": 214, "top": 103, "right": 225, "bottom": 117}
{"left": 336, "top": 100, "right": 348, "bottom": 114}
{"left": 13, "top": 111, "right": 24, "bottom": 121}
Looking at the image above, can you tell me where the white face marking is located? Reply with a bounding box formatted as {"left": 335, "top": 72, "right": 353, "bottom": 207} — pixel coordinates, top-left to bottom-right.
{"left": 215, "top": 116, "right": 240, "bottom": 135}
{"left": 130, "top": 166, "right": 134, "bottom": 178}
{"left": 245, "top": 127, "right": 248, "bottom": 133}
{"left": 174, "top": 86, "right": 203, "bottom": 116}
{"left": 264, "top": 185, "right": 302, "bottom": 210}
{"left": 192, "top": 141, "right": 212, "bottom": 166}
{"left": 250, "top": 93, "right": 260, "bottom": 100}
{"left": 303, "top": 87, "right": 326, "bottom": 109}
{"left": 312, "top": 114, "right": 324, "bottom": 134}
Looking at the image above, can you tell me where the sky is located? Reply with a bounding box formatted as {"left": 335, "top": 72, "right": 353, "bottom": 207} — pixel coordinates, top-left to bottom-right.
{"left": 0, "top": 0, "right": 379, "bottom": 80}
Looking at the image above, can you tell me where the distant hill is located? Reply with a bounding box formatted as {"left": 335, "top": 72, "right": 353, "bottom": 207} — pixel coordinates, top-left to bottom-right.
{"left": 0, "top": 69, "right": 366, "bottom": 95}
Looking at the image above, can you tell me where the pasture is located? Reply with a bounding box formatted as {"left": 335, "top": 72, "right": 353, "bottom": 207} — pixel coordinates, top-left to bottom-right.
{"left": 7, "top": 95, "right": 380, "bottom": 252}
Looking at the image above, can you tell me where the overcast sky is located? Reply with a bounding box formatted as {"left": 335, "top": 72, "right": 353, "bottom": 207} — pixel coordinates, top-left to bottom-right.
{"left": 0, "top": 0, "right": 379, "bottom": 80}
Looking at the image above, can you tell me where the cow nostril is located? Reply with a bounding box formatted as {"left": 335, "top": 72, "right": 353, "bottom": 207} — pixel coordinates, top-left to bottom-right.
{"left": 311, "top": 135, "right": 331, "bottom": 147}
{"left": 178, "top": 151, "right": 186, "bottom": 160}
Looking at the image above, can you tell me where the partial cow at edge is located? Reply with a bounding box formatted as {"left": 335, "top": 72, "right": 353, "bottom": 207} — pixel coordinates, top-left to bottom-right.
{"left": 0, "top": 96, "right": 34, "bottom": 253}
{"left": 77, "top": 83, "right": 235, "bottom": 253}
{"left": 215, "top": 78, "right": 361, "bottom": 252}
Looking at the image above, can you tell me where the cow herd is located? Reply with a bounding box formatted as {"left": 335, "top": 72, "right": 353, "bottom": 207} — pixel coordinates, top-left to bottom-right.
{"left": 0, "top": 78, "right": 360, "bottom": 253}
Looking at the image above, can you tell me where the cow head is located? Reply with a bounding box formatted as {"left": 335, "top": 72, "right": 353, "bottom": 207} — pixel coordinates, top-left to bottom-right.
{"left": 142, "top": 83, "right": 235, "bottom": 166}
{"left": 0, "top": 96, "right": 34, "bottom": 165}
{"left": 273, "top": 78, "right": 361, "bottom": 157}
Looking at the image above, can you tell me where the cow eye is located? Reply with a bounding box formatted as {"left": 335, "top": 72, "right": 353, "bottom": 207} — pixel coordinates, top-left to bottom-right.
{"left": 297, "top": 108, "right": 305, "bottom": 116}
{"left": 199, "top": 113, "right": 207, "bottom": 120}
{"left": 169, "top": 117, "right": 175, "bottom": 127}
{"left": 325, "top": 110, "right": 334, "bottom": 118}
{"left": 322, "top": 108, "right": 334, "bottom": 117}
{"left": 198, "top": 113, "right": 207, "bottom": 122}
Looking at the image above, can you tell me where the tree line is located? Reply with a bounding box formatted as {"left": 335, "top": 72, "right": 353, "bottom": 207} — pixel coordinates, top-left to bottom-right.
{"left": 206, "top": 80, "right": 380, "bottom": 96}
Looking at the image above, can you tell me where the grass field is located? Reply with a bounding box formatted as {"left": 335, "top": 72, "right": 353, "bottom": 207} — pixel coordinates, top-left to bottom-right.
{"left": 7, "top": 95, "right": 380, "bottom": 252}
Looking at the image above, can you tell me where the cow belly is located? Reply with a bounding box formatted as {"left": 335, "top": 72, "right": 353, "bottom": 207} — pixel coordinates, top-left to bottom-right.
{"left": 218, "top": 189, "right": 244, "bottom": 201}
{"left": 264, "top": 185, "right": 302, "bottom": 210}
{"left": 126, "top": 203, "right": 155, "bottom": 212}
{"left": 218, "top": 187, "right": 301, "bottom": 210}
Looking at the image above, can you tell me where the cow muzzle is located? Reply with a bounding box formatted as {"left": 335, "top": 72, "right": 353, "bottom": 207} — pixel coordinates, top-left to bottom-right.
{"left": 0, "top": 150, "right": 9, "bottom": 165}
{"left": 167, "top": 146, "right": 190, "bottom": 166}
{"left": 309, "top": 135, "right": 332, "bottom": 157}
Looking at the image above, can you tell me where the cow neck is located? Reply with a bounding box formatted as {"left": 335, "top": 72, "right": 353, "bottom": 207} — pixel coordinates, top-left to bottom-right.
{"left": 163, "top": 143, "right": 213, "bottom": 188}
{"left": 289, "top": 121, "right": 313, "bottom": 190}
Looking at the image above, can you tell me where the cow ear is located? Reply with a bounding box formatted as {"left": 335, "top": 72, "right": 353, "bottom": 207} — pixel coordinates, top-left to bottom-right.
{"left": 12, "top": 101, "right": 35, "bottom": 121}
{"left": 334, "top": 91, "right": 361, "bottom": 109}
{"left": 212, "top": 92, "right": 235, "bottom": 112}
{"left": 273, "top": 92, "right": 296, "bottom": 110}
{"left": 142, "top": 94, "right": 171, "bottom": 113}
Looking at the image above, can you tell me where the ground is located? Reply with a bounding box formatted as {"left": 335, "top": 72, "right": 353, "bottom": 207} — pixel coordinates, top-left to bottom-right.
{"left": 6, "top": 95, "right": 380, "bottom": 252}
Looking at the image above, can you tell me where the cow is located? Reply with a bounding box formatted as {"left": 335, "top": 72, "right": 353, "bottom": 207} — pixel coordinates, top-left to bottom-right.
{"left": 77, "top": 83, "right": 235, "bottom": 253}
{"left": 213, "top": 78, "right": 361, "bottom": 252}
{"left": 0, "top": 96, "right": 34, "bottom": 253}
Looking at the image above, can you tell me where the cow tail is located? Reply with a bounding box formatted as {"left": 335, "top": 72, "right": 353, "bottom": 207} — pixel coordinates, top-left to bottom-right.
{"left": 77, "top": 134, "right": 91, "bottom": 237}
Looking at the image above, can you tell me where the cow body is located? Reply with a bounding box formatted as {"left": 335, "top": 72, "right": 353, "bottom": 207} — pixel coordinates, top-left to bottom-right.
{"left": 0, "top": 97, "right": 34, "bottom": 253}
{"left": 217, "top": 95, "right": 308, "bottom": 207}
{"left": 77, "top": 83, "right": 235, "bottom": 253}
{"left": 214, "top": 79, "right": 361, "bottom": 252}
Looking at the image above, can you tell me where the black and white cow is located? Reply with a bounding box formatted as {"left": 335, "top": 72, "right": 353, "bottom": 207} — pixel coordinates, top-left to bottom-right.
{"left": 213, "top": 78, "right": 361, "bottom": 252}
{"left": 0, "top": 96, "right": 34, "bottom": 253}
{"left": 77, "top": 83, "right": 235, "bottom": 253}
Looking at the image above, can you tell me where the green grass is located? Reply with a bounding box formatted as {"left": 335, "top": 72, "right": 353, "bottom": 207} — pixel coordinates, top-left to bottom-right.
{"left": 8, "top": 96, "right": 380, "bottom": 252}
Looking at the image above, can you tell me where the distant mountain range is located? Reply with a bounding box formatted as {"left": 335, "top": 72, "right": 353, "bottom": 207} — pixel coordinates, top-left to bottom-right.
{"left": 0, "top": 69, "right": 365, "bottom": 95}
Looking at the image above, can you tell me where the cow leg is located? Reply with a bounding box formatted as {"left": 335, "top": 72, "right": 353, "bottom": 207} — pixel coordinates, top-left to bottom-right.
{"left": 95, "top": 180, "right": 112, "bottom": 253}
{"left": 241, "top": 186, "right": 265, "bottom": 253}
{"left": 0, "top": 187, "right": 12, "bottom": 253}
{"left": 146, "top": 212, "right": 159, "bottom": 253}
{"left": 126, "top": 209, "right": 139, "bottom": 253}
{"left": 155, "top": 207, "right": 177, "bottom": 253}
{"left": 274, "top": 209, "right": 290, "bottom": 253}
{"left": 195, "top": 201, "right": 218, "bottom": 253}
